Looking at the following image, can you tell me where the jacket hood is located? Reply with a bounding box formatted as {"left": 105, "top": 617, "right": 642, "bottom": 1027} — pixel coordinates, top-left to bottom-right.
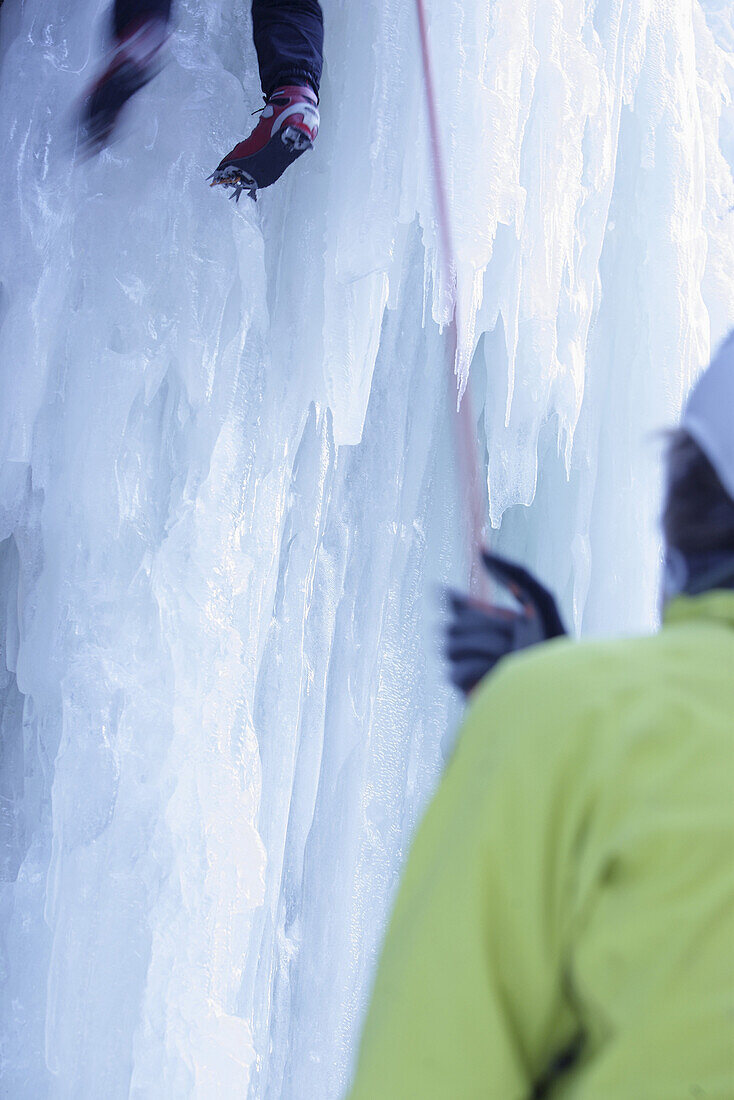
{"left": 681, "top": 330, "right": 734, "bottom": 502}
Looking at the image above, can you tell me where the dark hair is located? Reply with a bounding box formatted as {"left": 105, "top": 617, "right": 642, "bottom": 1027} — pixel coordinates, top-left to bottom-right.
{"left": 663, "top": 429, "right": 734, "bottom": 556}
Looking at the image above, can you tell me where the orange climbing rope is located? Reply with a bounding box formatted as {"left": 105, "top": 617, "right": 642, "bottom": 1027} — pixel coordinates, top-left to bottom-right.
{"left": 413, "top": 0, "right": 487, "bottom": 586}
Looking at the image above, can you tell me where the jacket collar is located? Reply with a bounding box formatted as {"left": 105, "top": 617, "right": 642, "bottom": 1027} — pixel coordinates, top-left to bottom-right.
{"left": 664, "top": 590, "right": 734, "bottom": 630}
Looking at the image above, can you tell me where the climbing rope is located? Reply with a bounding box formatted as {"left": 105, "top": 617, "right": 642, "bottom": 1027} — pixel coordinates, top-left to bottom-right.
{"left": 413, "top": 0, "right": 487, "bottom": 587}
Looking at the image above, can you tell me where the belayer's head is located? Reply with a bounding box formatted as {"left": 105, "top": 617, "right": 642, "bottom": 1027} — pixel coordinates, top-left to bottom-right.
{"left": 662, "top": 330, "right": 734, "bottom": 600}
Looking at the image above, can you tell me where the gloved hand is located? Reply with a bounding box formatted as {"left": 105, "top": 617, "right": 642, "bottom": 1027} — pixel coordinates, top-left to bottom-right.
{"left": 445, "top": 550, "right": 567, "bottom": 696}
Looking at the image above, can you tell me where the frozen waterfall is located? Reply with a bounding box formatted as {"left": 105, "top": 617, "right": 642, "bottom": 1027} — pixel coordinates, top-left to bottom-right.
{"left": 1, "top": 0, "right": 733, "bottom": 1095}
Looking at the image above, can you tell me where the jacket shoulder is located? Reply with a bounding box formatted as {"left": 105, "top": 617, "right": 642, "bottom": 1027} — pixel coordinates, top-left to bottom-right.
{"left": 471, "top": 631, "right": 656, "bottom": 721}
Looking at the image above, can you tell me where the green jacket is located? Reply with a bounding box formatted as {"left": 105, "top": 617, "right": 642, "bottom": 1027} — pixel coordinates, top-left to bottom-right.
{"left": 349, "top": 592, "right": 734, "bottom": 1098}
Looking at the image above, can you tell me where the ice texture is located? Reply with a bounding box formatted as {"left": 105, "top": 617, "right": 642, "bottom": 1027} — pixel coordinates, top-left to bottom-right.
{"left": 1, "top": 0, "right": 733, "bottom": 1096}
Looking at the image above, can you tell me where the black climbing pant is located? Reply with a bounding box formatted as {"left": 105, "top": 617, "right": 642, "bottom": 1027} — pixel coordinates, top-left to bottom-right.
{"left": 112, "top": 0, "right": 324, "bottom": 96}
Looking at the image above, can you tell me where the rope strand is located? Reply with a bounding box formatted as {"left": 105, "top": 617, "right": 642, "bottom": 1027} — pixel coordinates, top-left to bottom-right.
{"left": 414, "top": 0, "right": 487, "bottom": 587}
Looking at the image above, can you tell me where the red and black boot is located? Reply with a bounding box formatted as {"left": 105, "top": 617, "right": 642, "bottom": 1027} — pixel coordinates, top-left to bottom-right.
{"left": 209, "top": 84, "right": 319, "bottom": 202}
{"left": 78, "top": 17, "right": 167, "bottom": 153}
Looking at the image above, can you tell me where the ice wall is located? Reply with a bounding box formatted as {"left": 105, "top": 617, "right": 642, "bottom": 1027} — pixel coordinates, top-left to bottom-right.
{"left": 1, "top": 0, "right": 733, "bottom": 1096}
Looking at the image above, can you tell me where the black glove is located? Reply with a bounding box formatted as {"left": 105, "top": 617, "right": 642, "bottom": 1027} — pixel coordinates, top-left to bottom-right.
{"left": 444, "top": 550, "right": 567, "bottom": 696}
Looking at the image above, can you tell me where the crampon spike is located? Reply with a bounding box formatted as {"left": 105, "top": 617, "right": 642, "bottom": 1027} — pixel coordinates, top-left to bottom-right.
{"left": 208, "top": 167, "right": 258, "bottom": 203}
